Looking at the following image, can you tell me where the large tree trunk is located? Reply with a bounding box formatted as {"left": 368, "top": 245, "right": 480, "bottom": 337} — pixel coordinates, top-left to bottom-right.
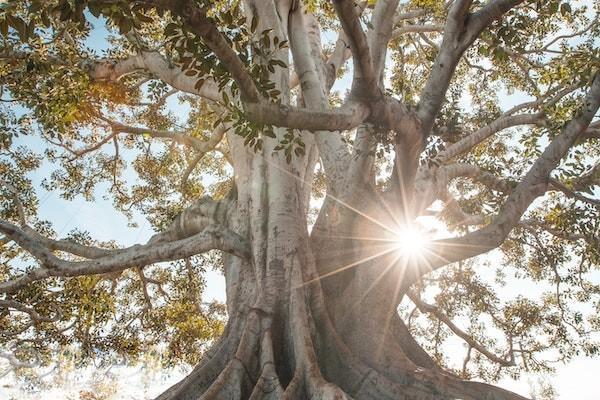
{"left": 153, "top": 2, "right": 528, "bottom": 399}
{"left": 154, "top": 168, "right": 527, "bottom": 399}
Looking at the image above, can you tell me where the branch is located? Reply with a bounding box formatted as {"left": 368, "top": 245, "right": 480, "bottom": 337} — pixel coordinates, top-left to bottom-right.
{"left": 0, "top": 220, "right": 250, "bottom": 294}
{"left": 391, "top": 24, "right": 444, "bottom": 40}
{"left": 332, "top": 0, "right": 379, "bottom": 98}
{"left": 415, "top": 163, "right": 514, "bottom": 215}
{"left": 518, "top": 219, "right": 586, "bottom": 242}
{"left": 0, "top": 300, "right": 60, "bottom": 323}
{"left": 440, "top": 193, "right": 486, "bottom": 227}
{"left": 288, "top": 6, "right": 353, "bottom": 188}
{"left": 437, "top": 163, "right": 515, "bottom": 193}
{"left": 106, "top": 118, "right": 225, "bottom": 153}
{"left": 61, "top": 114, "right": 226, "bottom": 160}
{"left": 67, "top": 130, "right": 118, "bottom": 161}
{"left": 21, "top": 226, "right": 118, "bottom": 259}
{"left": 242, "top": 100, "right": 370, "bottom": 131}
{"left": 502, "top": 84, "right": 581, "bottom": 116}
{"left": 86, "top": 52, "right": 221, "bottom": 102}
{"left": 368, "top": 0, "right": 401, "bottom": 79}
{"left": 1, "top": 182, "right": 26, "bottom": 226}
{"left": 409, "top": 73, "right": 600, "bottom": 282}
{"left": 407, "top": 292, "right": 515, "bottom": 366}
{"left": 416, "top": 0, "right": 473, "bottom": 135}
{"left": 549, "top": 178, "right": 600, "bottom": 208}
{"left": 0, "top": 351, "right": 38, "bottom": 370}
{"left": 434, "top": 113, "right": 545, "bottom": 164}
{"left": 181, "top": 124, "right": 229, "bottom": 188}
{"left": 417, "top": 0, "right": 526, "bottom": 136}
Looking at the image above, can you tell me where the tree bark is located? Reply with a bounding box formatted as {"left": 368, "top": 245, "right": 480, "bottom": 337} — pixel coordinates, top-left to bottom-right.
{"left": 150, "top": 2, "right": 537, "bottom": 399}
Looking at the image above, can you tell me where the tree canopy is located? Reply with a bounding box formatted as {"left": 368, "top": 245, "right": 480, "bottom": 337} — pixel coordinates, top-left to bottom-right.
{"left": 0, "top": 0, "right": 599, "bottom": 399}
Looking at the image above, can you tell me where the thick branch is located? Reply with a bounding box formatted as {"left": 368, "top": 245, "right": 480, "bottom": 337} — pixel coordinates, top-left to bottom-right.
{"left": 417, "top": 0, "right": 526, "bottom": 136}
{"left": 332, "top": 0, "right": 379, "bottom": 98}
{"left": 243, "top": 100, "right": 370, "bottom": 131}
{"left": 86, "top": 52, "right": 221, "bottom": 102}
{"left": 409, "top": 74, "right": 600, "bottom": 281}
{"left": 0, "top": 221, "right": 250, "bottom": 294}
{"left": 434, "top": 113, "right": 545, "bottom": 164}
{"left": 368, "top": 0, "right": 400, "bottom": 80}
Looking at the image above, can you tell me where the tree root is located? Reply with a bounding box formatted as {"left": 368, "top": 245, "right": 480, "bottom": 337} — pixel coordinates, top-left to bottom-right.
{"left": 155, "top": 321, "right": 241, "bottom": 400}
{"left": 249, "top": 330, "right": 284, "bottom": 400}
{"left": 284, "top": 260, "right": 350, "bottom": 400}
{"left": 154, "top": 246, "right": 529, "bottom": 400}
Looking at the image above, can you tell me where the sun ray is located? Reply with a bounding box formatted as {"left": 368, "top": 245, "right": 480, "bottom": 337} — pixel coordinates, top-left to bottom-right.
{"left": 256, "top": 152, "right": 401, "bottom": 235}
{"left": 350, "top": 251, "right": 403, "bottom": 309}
{"left": 296, "top": 245, "right": 399, "bottom": 288}
{"left": 377, "top": 255, "right": 413, "bottom": 360}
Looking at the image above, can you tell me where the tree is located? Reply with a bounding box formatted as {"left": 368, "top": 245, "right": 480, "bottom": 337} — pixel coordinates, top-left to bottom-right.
{"left": 1, "top": 0, "right": 599, "bottom": 399}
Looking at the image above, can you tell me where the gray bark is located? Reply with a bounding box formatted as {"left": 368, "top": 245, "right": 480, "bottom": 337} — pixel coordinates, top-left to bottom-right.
{"left": 2, "top": 1, "right": 598, "bottom": 399}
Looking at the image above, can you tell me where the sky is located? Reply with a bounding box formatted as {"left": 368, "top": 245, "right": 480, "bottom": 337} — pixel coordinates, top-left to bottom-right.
{"left": 2, "top": 5, "right": 600, "bottom": 400}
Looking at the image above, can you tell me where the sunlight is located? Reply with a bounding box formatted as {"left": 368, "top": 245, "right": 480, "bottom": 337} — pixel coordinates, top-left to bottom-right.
{"left": 393, "top": 225, "right": 430, "bottom": 260}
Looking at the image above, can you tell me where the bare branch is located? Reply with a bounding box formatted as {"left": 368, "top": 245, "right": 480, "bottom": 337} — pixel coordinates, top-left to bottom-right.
{"left": 107, "top": 118, "right": 224, "bottom": 153}
{"left": 180, "top": 124, "right": 229, "bottom": 188}
{"left": 438, "top": 163, "right": 515, "bottom": 193}
{"left": 67, "top": 130, "right": 118, "bottom": 161}
{"left": 243, "top": 100, "right": 370, "bottom": 132}
{"left": 86, "top": 52, "right": 221, "bottom": 102}
{"left": 391, "top": 24, "right": 444, "bottom": 40}
{"left": 368, "top": 0, "right": 401, "bottom": 79}
{"left": 21, "top": 226, "right": 118, "bottom": 259}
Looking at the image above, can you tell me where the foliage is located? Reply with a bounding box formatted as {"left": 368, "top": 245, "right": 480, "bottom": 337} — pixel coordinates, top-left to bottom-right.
{"left": 0, "top": 0, "right": 599, "bottom": 396}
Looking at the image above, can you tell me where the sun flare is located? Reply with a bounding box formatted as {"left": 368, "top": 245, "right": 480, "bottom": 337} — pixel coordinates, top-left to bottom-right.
{"left": 393, "top": 225, "right": 430, "bottom": 260}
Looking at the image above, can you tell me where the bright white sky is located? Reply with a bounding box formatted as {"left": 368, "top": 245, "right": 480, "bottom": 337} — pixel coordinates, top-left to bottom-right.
{"left": 2, "top": 6, "right": 600, "bottom": 400}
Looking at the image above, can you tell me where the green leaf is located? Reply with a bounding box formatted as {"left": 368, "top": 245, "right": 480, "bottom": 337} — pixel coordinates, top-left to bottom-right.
{"left": 560, "top": 2, "right": 572, "bottom": 16}
{"left": 263, "top": 130, "right": 276, "bottom": 138}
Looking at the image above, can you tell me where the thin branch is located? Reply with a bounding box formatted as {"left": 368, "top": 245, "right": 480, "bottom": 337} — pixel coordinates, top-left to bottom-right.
{"left": 408, "top": 292, "right": 515, "bottom": 366}
{"left": 0, "top": 300, "right": 61, "bottom": 323}
{"left": 1, "top": 182, "right": 26, "bottom": 226}
{"left": 434, "top": 113, "right": 545, "bottom": 164}
{"left": 180, "top": 124, "right": 229, "bottom": 188}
